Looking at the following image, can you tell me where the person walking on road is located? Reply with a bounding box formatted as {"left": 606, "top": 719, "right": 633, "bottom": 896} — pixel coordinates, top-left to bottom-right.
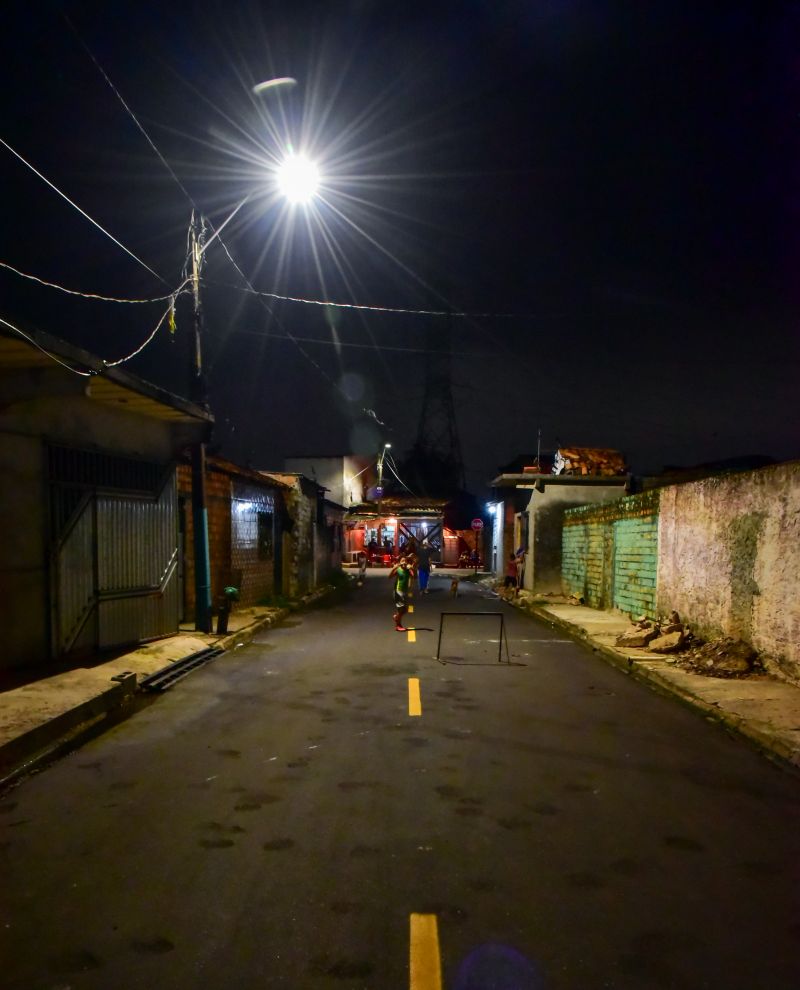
{"left": 416, "top": 540, "right": 433, "bottom": 594}
{"left": 389, "top": 556, "right": 413, "bottom": 631}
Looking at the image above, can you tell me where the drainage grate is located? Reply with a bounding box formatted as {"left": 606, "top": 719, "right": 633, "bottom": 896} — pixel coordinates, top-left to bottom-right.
{"left": 139, "top": 647, "right": 225, "bottom": 692}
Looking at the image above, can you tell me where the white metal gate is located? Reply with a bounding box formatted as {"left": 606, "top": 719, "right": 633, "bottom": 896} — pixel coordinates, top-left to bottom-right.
{"left": 49, "top": 445, "right": 179, "bottom": 658}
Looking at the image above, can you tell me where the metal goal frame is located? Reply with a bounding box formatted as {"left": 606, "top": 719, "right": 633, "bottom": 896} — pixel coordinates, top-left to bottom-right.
{"left": 435, "top": 611, "right": 511, "bottom": 664}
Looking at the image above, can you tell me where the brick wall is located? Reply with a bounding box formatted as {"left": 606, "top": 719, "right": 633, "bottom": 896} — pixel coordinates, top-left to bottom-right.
{"left": 178, "top": 463, "right": 233, "bottom": 619}
{"left": 562, "top": 519, "right": 606, "bottom": 607}
{"left": 178, "top": 464, "right": 281, "bottom": 616}
{"left": 562, "top": 490, "right": 660, "bottom": 614}
{"left": 613, "top": 514, "right": 658, "bottom": 616}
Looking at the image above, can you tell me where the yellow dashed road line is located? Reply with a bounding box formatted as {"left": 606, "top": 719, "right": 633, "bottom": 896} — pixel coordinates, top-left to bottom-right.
{"left": 410, "top": 913, "right": 442, "bottom": 990}
{"left": 408, "top": 677, "right": 422, "bottom": 716}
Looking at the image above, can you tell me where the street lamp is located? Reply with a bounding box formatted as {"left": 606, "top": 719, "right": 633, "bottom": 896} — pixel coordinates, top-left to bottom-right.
{"left": 276, "top": 153, "right": 320, "bottom": 204}
{"left": 189, "top": 79, "right": 320, "bottom": 631}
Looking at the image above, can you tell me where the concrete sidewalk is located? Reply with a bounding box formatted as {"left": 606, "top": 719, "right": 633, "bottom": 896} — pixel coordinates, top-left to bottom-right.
{"left": 511, "top": 594, "right": 800, "bottom": 773}
{"left": 0, "top": 602, "right": 297, "bottom": 786}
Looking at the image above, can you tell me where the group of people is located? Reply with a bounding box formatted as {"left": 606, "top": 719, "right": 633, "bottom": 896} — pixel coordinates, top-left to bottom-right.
{"left": 388, "top": 540, "right": 433, "bottom": 631}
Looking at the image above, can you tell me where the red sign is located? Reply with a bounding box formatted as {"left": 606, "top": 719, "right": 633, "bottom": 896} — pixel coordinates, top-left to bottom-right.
{"left": 471, "top": 518, "right": 484, "bottom": 531}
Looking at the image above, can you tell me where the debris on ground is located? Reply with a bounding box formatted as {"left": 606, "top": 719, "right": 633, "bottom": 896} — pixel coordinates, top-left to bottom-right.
{"left": 672, "top": 638, "right": 764, "bottom": 679}
{"left": 614, "top": 612, "right": 763, "bottom": 678}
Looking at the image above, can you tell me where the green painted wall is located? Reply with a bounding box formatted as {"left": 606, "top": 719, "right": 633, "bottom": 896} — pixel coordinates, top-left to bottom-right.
{"left": 612, "top": 515, "right": 658, "bottom": 616}
{"left": 562, "top": 490, "right": 660, "bottom": 615}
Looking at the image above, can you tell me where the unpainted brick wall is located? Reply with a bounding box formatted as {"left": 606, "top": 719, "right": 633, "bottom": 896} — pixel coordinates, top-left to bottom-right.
{"left": 177, "top": 463, "right": 233, "bottom": 619}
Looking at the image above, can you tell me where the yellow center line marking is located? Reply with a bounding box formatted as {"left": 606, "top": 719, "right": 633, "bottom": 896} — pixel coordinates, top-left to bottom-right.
{"left": 410, "top": 913, "right": 442, "bottom": 990}
{"left": 408, "top": 629, "right": 416, "bottom": 643}
{"left": 408, "top": 604, "right": 414, "bottom": 613}
{"left": 408, "top": 677, "right": 422, "bottom": 716}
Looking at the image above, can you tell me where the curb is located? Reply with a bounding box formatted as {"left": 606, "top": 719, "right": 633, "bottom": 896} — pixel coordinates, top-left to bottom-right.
{"left": 0, "top": 584, "right": 339, "bottom": 788}
{"left": 0, "top": 674, "right": 138, "bottom": 788}
{"left": 511, "top": 598, "right": 800, "bottom": 775}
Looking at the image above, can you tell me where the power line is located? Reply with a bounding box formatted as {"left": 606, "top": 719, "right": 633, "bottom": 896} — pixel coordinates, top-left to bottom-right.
{"left": 228, "top": 324, "right": 499, "bottom": 357}
{"left": 0, "top": 261, "right": 183, "bottom": 304}
{"left": 103, "top": 296, "right": 178, "bottom": 367}
{"left": 0, "top": 316, "right": 94, "bottom": 377}
{"left": 205, "top": 277, "right": 543, "bottom": 320}
{"left": 0, "top": 136, "right": 167, "bottom": 285}
{"left": 64, "top": 13, "right": 198, "bottom": 212}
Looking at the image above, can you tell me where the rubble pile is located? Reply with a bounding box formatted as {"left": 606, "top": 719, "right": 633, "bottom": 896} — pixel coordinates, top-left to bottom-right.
{"left": 673, "top": 638, "right": 764, "bottom": 679}
{"left": 615, "top": 610, "right": 763, "bottom": 679}
{"left": 615, "top": 610, "right": 692, "bottom": 652}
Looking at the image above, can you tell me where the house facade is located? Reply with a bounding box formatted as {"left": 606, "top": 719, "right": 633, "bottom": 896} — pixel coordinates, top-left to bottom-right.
{"left": 283, "top": 454, "right": 374, "bottom": 509}
{"left": 261, "top": 472, "right": 343, "bottom": 596}
{"left": 177, "top": 457, "right": 292, "bottom": 616}
{"left": 489, "top": 471, "right": 630, "bottom": 593}
{"left": 0, "top": 328, "right": 211, "bottom": 671}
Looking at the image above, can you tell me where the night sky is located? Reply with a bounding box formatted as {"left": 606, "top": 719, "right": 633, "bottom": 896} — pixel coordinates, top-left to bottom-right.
{"left": 2, "top": 1, "right": 798, "bottom": 495}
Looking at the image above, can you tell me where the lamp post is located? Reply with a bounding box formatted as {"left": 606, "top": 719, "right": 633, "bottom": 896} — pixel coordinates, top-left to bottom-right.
{"left": 376, "top": 442, "right": 391, "bottom": 547}
{"left": 188, "top": 79, "right": 319, "bottom": 631}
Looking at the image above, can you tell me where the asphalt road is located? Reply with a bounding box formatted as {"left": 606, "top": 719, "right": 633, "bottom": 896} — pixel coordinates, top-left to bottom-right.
{"left": 2, "top": 571, "right": 800, "bottom": 989}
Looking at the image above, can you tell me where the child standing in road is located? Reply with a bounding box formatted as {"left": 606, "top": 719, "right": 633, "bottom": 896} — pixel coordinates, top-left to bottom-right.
{"left": 389, "top": 557, "right": 413, "bottom": 631}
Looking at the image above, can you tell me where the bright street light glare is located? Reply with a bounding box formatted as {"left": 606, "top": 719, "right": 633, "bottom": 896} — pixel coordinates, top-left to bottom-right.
{"left": 276, "top": 153, "right": 320, "bottom": 204}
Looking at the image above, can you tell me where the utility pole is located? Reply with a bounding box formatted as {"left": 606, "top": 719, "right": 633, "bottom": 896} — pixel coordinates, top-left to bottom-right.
{"left": 189, "top": 210, "right": 212, "bottom": 633}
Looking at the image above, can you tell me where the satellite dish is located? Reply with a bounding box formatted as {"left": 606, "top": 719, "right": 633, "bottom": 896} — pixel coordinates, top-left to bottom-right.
{"left": 252, "top": 77, "right": 297, "bottom": 96}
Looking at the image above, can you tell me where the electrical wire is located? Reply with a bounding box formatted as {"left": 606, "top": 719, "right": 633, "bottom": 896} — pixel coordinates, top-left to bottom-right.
{"left": 103, "top": 297, "right": 177, "bottom": 367}
{"left": 63, "top": 12, "right": 199, "bottom": 212}
{"left": 225, "top": 323, "right": 499, "bottom": 356}
{"left": 205, "top": 278, "right": 539, "bottom": 319}
{"left": 0, "top": 316, "right": 94, "bottom": 377}
{"left": 385, "top": 453, "right": 417, "bottom": 497}
{"left": 0, "top": 261, "right": 185, "bottom": 304}
{"left": 0, "top": 136, "right": 167, "bottom": 285}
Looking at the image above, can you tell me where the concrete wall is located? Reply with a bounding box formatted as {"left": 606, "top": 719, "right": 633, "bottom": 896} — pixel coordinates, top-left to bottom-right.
{"left": 0, "top": 434, "right": 49, "bottom": 669}
{"left": 283, "top": 455, "right": 371, "bottom": 508}
{"left": 282, "top": 482, "right": 315, "bottom": 597}
{"left": 657, "top": 462, "right": 800, "bottom": 682}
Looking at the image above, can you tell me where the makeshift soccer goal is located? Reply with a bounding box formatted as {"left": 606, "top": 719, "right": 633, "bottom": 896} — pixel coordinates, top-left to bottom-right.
{"left": 434, "top": 611, "right": 511, "bottom": 664}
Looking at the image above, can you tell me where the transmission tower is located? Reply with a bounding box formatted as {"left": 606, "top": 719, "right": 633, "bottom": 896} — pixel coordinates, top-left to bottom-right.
{"left": 403, "top": 313, "right": 465, "bottom": 496}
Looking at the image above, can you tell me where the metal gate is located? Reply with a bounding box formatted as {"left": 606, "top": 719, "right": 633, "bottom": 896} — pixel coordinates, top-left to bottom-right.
{"left": 49, "top": 445, "right": 179, "bottom": 658}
